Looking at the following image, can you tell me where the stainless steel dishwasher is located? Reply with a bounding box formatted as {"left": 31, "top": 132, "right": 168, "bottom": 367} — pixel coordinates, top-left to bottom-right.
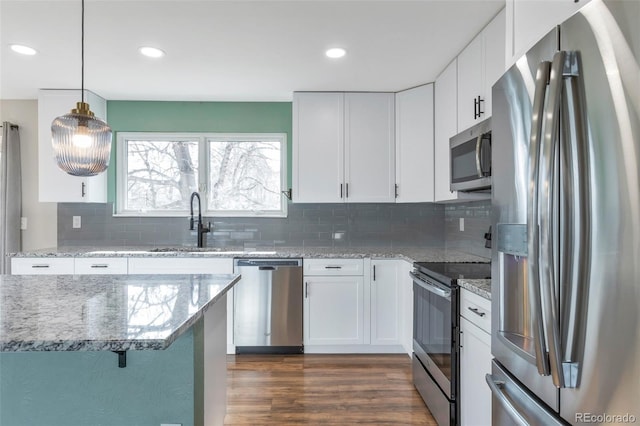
{"left": 233, "top": 258, "right": 303, "bottom": 354}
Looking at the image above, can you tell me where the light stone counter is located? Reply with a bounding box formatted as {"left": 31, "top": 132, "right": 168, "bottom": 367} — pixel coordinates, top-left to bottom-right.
{"left": 11, "top": 246, "right": 489, "bottom": 263}
{"left": 458, "top": 278, "right": 491, "bottom": 300}
{"left": 0, "top": 273, "right": 240, "bottom": 352}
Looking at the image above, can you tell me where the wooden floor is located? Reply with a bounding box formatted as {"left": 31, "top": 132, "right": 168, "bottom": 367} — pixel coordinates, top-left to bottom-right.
{"left": 225, "top": 354, "right": 437, "bottom": 425}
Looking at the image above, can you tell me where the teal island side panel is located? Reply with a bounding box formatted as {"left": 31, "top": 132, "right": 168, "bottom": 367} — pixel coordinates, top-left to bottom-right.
{"left": 0, "top": 329, "right": 194, "bottom": 426}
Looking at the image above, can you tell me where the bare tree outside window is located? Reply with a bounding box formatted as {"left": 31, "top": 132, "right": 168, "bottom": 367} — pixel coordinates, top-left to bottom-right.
{"left": 125, "top": 140, "right": 199, "bottom": 211}
{"left": 208, "top": 140, "right": 281, "bottom": 212}
{"left": 117, "top": 133, "right": 287, "bottom": 217}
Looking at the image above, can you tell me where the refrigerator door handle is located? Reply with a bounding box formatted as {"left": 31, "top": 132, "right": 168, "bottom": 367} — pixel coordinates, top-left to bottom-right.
{"left": 560, "top": 50, "right": 592, "bottom": 389}
{"left": 539, "top": 50, "right": 567, "bottom": 388}
{"left": 527, "top": 60, "right": 552, "bottom": 377}
{"left": 486, "top": 374, "right": 529, "bottom": 426}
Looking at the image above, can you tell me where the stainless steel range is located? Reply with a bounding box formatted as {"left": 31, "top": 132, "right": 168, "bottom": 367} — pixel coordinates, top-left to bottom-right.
{"left": 411, "top": 262, "right": 491, "bottom": 426}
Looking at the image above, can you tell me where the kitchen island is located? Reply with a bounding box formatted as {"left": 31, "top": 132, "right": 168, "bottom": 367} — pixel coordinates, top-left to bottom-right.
{"left": 0, "top": 273, "right": 240, "bottom": 426}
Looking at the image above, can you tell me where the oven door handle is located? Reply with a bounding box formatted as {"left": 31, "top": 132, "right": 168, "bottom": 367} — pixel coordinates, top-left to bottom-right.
{"left": 410, "top": 272, "right": 451, "bottom": 298}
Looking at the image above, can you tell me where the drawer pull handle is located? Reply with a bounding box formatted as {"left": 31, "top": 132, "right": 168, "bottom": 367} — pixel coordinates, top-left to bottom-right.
{"left": 468, "top": 307, "right": 486, "bottom": 317}
{"left": 31, "top": 264, "right": 50, "bottom": 268}
{"left": 325, "top": 266, "right": 342, "bottom": 269}
{"left": 91, "top": 264, "right": 109, "bottom": 268}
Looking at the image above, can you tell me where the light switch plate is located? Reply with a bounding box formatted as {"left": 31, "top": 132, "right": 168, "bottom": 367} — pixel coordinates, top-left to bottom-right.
{"left": 20, "top": 217, "right": 27, "bottom": 230}
{"left": 72, "top": 216, "right": 81, "bottom": 229}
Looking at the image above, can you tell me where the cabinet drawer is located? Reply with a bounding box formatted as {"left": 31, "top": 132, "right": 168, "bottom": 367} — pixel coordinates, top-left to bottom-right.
{"left": 460, "top": 288, "right": 491, "bottom": 334}
{"left": 11, "top": 258, "right": 75, "bottom": 275}
{"left": 303, "top": 259, "right": 364, "bottom": 276}
{"left": 74, "top": 258, "right": 128, "bottom": 274}
{"left": 128, "top": 257, "right": 233, "bottom": 274}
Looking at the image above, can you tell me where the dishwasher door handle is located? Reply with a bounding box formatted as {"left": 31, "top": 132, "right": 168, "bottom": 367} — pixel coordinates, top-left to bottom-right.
{"left": 259, "top": 266, "right": 276, "bottom": 270}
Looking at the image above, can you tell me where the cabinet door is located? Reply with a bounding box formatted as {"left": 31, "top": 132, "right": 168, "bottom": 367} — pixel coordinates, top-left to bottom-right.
{"left": 74, "top": 257, "right": 128, "bottom": 274}
{"left": 398, "top": 260, "right": 413, "bottom": 355}
{"left": 128, "top": 257, "right": 233, "bottom": 274}
{"left": 11, "top": 258, "right": 75, "bottom": 275}
{"left": 434, "top": 59, "right": 459, "bottom": 202}
{"left": 304, "top": 276, "right": 364, "bottom": 345}
{"left": 292, "top": 92, "right": 344, "bottom": 203}
{"left": 507, "top": 0, "right": 591, "bottom": 65}
{"left": 38, "top": 89, "right": 108, "bottom": 203}
{"left": 344, "top": 93, "right": 396, "bottom": 203}
{"left": 370, "top": 260, "right": 401, "bottom": 345}
{"left": 395, "top": 85, "right": 434, "bottom": 202}
{"left": 460, "top": 317, "right": 492, "bottom": 426}
{"left": 483, "top": 8, "right": 506, "bottom": 118}
{"left": 457, "top": 34, "right": 484, "bottom": 132}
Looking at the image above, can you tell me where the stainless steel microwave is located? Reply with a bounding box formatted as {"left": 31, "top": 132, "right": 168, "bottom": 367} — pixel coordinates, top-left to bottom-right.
{"left": 450, "top": 118, "right": 491, "bottom": 192}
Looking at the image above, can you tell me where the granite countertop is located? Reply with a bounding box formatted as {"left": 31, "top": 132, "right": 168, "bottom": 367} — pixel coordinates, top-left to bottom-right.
{"left": 458, "top": 279, "right": 491, "bottom": 300}
{"left": 11, "top": 246, "right": 490, "bottom": 264}
{"left": 0, "top": 274, "right": 240, "bottom": 352}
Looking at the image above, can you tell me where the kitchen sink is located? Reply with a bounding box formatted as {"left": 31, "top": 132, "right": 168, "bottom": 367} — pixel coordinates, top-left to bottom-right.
{"left": 147, "top": 247, "right": 224, "bottom": 252}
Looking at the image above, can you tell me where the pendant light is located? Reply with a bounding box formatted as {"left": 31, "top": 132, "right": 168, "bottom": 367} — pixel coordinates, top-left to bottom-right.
{"left": 51, "top": 0, "right": 112, "bottom": 177}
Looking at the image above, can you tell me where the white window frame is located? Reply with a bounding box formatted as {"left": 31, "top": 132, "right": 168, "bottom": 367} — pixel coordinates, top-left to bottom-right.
{"left": 116, "top": 132, "right": 288, "bottom": 218}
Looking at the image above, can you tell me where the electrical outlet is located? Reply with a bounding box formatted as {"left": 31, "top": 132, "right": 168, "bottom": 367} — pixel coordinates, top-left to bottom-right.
{"left": 459, "top": 217, "right": 465, "bottom": 232}
{"left": 73, "top": 216, "right": 81, "bottom": 229}
{"left": 20, "top": 217, "right": 27, "bottom": 230}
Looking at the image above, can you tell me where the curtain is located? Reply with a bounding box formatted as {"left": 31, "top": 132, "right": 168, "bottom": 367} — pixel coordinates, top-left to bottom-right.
{"left": 0, "top": 122, "right": 22, "bottom": 274}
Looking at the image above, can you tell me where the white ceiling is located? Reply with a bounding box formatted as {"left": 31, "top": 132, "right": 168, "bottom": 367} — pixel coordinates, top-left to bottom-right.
{"left": 0, "top": 0, "right": 504, "bottom": 102}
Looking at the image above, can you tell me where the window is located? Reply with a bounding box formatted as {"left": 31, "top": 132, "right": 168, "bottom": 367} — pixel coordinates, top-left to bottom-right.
{"left": 116, "top": 133, "right": 287, "bottom": 217}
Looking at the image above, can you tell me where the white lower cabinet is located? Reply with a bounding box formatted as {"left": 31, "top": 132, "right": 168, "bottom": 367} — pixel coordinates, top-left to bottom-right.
{"left": 74, "top": 258, "right": 128, "bottom": 274}
{"left": 370, "top": 260, "right": 401, "bottom": 346}
{"left": 303, "top": 258, "right": 405, "bottom": 353}
{"left": 459, "top": 289, "right": 492, "bottom": 426}
{"left": 11, "top": 258, "right": 75, "bottom": 275}
{"left": 304, "top": 275, "right": 365, "bottom": 346}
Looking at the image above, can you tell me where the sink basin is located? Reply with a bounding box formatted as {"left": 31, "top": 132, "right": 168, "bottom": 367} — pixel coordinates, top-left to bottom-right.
{"left": 148, "top": 247, "right": 217, "bottom": 252}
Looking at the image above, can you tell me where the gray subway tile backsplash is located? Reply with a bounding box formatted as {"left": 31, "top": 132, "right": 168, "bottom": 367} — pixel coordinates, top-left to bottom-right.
{"left": 57, "top": 200, "right": 491, "bottom": 259}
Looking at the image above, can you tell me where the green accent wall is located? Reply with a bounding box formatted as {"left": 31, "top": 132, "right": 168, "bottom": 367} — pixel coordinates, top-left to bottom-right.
{"left": 106, "top": 101, "right": 293, "bottom": 202}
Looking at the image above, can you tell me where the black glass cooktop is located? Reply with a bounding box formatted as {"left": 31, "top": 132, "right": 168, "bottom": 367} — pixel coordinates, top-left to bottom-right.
{"left": 414, "top": 262, "right": 491, "bottom": 284}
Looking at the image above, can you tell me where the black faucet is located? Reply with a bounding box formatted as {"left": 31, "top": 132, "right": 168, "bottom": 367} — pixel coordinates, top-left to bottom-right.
{"left": 189, "top": 192, "right": 211, "bottom": 248}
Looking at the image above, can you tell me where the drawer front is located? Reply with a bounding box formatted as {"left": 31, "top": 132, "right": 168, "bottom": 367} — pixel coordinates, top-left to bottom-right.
{"left": 303, "top": 259, "right": 364, "bottom": 276}
{"left": 460, "top": 288, "right": 491, "bottom": 333}
{"left": 11, "top": 258, "right": 75, "bottom": 275}
{"left": 128, "top": 257, "right": 233, "bottom": 274}
{"left": 74, "top": 257, "right": 128, "bottom": 275}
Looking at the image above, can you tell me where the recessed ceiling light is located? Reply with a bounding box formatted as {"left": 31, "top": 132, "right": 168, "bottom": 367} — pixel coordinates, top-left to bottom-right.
{"left": 326, "top": 48, "right": 347, "bottom": 59}
{"left": 139, "top": 46, "right": 165, "bottom": 58}
{"left": 10, "top": 44, "right": 37, "bottom": 56}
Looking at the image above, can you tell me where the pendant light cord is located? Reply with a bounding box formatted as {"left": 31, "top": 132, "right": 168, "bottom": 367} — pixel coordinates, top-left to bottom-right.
{"left": 81, "top": 0, "right": 85, "bottom": 103}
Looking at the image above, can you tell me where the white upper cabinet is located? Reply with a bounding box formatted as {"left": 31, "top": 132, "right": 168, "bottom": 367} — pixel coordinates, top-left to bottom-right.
{"left": 293, "top": 92, "right": 395, "bottom": 203}
{"left": 38, "top": 89, "right": 108, "bottom": 203}
{"left": 506, "top": 0, "right": 592, "bottom": 66}
{"left": 292, "top": 92, "right": 344, "bottom": 203}
{"left": 457, "top": 9, "right": 506, "bottom": 132}
{"left": 394, "top": 84, "right": 434, "bottom": 203}
{"left": 434, "top": 59, "right": 459, "bottom": 202}
{"left": 483, "top": 8, "right": 507, "bottom": 119}
{"left": 344, "top": 93, "right": 396, "bottom": 203}
{"left": 457, "top": 34, "right": 484, "bottom": 132}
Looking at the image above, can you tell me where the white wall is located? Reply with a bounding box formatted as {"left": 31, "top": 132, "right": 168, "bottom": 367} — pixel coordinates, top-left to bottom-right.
{"left": 1, "top": 100, "right": 57, "bottom": 250}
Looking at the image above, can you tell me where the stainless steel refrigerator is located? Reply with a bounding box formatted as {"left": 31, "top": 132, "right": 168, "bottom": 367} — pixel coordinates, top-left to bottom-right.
{"left": 489, "top": 0, "right": 639, "bottom": 424}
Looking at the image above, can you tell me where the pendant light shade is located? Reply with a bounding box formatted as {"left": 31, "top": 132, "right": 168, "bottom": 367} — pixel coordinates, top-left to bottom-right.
{"left": 51, "top": 0, "right": 112, "bottom": 177}
{"left": 52, "top": 102, "right": 112, "bottom": 176}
